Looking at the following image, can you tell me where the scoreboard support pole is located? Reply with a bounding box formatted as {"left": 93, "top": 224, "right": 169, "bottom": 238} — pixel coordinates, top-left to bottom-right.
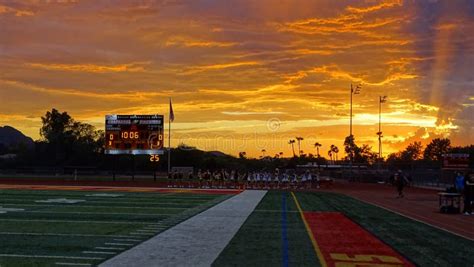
{"left": 112, "top": 155, "right": 116, "bottom": 181}
{"left": 131, "top": 155, "right": 135, "bottom": 181}
{"left": 167, "top": 115, "right": 172, "bottom": 175}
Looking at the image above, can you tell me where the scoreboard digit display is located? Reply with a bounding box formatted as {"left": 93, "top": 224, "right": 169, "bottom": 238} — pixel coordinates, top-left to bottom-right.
{"left": 105, "top": 115, "right": 164, "bottom": 155}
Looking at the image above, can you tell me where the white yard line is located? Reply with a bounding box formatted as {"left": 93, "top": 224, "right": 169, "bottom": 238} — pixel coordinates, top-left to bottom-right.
{"left": 94, "top": 247, "right": 125, "bottom": 250}
{"left": 0, "top": 254, "right": 103, "bottom": 260}
{"left": 100, "top": 190, "right": 267, "bottom": 267}
{"left": 82, "top": 251, "right": 115, "bottom": 255}
{"left": 18, "top": 211, "right": 169, "bottom": 216}
{"left": 128, "top": 233, "right": 152, "bottom": 236}
{"left": 0, "top": 219, "right": 154, "bottom": 225}
{"left": 0, "top": 203, "right": 187, "bottom": 210}
{"left": 113, "top": 239, "right": 141, "bottom": 242}
{"left": 104, "top": 243, "right": 133, "bottom": 246}
{"left": 0, "top": 232, "right": 131, "bottom": 238}
{"left": 55, "top": 263, "right": 92, "bottom": 266}
{"left": 0, "top": 199, "right": 210, "bottom": 205}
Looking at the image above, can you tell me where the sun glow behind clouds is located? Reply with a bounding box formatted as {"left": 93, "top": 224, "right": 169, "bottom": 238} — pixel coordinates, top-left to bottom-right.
{"left": 0, "top": 0, "right": 473, "bottom": 157}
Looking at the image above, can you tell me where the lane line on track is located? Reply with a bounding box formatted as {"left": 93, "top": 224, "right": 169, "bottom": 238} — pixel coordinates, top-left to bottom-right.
{"left": 290, "top": 192, "right": 328, "bottom": 267}
{"left": 281, "top": 193, "right": 289, "bottom": 267}
{"left": 349, "top": 195, "right": 474, "bottom": 242}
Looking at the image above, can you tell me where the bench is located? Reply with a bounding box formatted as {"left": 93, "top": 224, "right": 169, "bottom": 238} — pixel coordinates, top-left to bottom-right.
{"left": 438, "top": 192, "right": 461, "bottom": 214}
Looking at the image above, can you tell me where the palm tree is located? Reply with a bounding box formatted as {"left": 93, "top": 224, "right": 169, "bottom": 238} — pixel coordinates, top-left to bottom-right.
{"left": 296, "top": 137, "right": 304, "bottom": 157}
{"left": 328, "top": 149, "right": 333, "bottom": 163}
{"left": 333, "top": 146, "right": 340, "bottom": 162}
{"left": 288, "top": 140, "right": 296, "bottom": 157}
{"left": 330, "top": 145, "right": 335, "bottom": 161}
{"left": 279, "top": 152, "right": 284, "bottom": 158}
{"left": 261, "top": 149, "right": 266, "bottom": 158}
{"left": 314, "top": 142, "right": 322, "bottom": 158}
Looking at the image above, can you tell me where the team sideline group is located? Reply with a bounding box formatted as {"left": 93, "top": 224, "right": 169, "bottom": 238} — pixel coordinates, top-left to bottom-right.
{"left": 168, "top": 169, "right": 324, "bottom": 190}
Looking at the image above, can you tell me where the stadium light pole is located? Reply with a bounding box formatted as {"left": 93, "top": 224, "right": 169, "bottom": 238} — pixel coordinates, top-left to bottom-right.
{"left": 377, "top": 96, "right": 387, "bottom": 170}
{"left": 349, "top": 84, "right": 361, "bottom": 181}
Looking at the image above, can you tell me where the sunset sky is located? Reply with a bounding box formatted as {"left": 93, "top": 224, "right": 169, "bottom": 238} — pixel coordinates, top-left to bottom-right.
{"left": 1, "top": 0, "right": 473, "bottom": 157}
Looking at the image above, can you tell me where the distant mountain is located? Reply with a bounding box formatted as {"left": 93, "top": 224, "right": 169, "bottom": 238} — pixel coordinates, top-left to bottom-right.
{"left": 208, "top": 150, "right": 231, "bottom": 158}
{"left": 0, "top": 126, "right": 34, "bottom": 150}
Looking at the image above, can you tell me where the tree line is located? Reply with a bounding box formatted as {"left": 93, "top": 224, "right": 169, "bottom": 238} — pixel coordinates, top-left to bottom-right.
{"left": 0, "top": 108, "right": 472, "bottom": 171}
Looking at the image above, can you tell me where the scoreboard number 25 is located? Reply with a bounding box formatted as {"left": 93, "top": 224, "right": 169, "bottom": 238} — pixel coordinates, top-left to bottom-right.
{"left": 150, "top": 155, "right": 160, "bottom": 162}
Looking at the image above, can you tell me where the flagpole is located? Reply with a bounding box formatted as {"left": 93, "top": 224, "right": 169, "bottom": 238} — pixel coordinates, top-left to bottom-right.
{"left": 168, "top": 98, "right": 171, "bottom": 174}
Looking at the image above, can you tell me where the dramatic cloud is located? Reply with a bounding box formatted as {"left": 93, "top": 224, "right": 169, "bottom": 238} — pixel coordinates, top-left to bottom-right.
{"left": 0, "top": 0, "right": 472, "bottom": 157}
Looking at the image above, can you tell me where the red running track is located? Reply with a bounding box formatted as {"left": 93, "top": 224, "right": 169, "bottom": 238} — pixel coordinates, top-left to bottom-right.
{"left": 328, "top": 181, "right": 474, "bottom": 240}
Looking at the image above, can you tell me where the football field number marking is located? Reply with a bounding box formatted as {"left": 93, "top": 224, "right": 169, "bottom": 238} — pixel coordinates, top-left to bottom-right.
{"left": 331, "top": 253, "right": 403, "bottom": 267}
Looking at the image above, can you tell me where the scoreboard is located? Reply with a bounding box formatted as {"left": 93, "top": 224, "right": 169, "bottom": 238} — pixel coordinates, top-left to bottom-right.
{"left": 105, "top": 115, "right": 164, "bottom": 155}
{"left": 442, "top": 154, "right": 469, "bottom": 170}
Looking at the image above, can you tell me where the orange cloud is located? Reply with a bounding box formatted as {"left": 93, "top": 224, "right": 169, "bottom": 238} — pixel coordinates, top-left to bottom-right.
{"left": 346, "top": 0, "right": 402, "bottom": 14}
{"left": 1, "top": 79, "right": 165, "bottom": 101}
{"left": 165, "top": 36, "right": 237, "bottom": 48}
{"left": 26, "top": 62, "right": 149, "bottom": 73}
{"left": 183, "top": 61, "right": 261, "bottom": 74}
{"left": 284, "top": 65, "right": 417, "bottom": 86}
{"left": 0, "top": 5, "right": 34, "bottom": 16}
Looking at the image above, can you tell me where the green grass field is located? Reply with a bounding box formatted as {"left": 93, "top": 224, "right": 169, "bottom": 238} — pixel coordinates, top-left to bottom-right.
{"left": 1, "top": 189, "right": 473, "bottom": 267}
{"left": 0, "top": 189, "right": 230, "bottom": 266}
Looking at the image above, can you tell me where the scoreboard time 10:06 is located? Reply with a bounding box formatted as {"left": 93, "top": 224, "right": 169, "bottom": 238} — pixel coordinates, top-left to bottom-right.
{"left": 104, "top": 115, "right": 164, "bottom": 155}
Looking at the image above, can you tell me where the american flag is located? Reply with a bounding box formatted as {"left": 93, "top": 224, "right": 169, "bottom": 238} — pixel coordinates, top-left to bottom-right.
{"left": 169, "top": 98, "right": 174, "bottom": 122}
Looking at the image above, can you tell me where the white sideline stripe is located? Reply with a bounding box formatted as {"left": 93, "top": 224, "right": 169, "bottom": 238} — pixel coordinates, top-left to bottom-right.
{"left": 113, "top": 239, "right": 141, "bottom": 242}
{"left": 83, "top": 251, "right": 115, "bottom": 255}
{"left": 1, "top": 203, "right": 187, "bottom": 210}
{"left": 0, "top": 184, "right": 240, "bottom": 192}
{"left": 0, "top": 198, "right": 206, "bottom": 206}
{"left": 55, "top": 263, "right": 92, "bottom": 266}
{"left": 0, "top": 195, "right": 213, "bottom": 201}
{"left": 105, "top": 243, "right": 133, "bottom": 246}
{"left": 0, "top": 232, "right": 132, "bottom": 238}
{"left": 0, "top": 254, "right": 103, "bottom": 260}
{"left": 0, "top": 219, "right": 154, "bottom": 225}
{"left": 22, "top": 211, "right": 169, "bottom": 216}
{"left": 350, "top": 195, "right": 474, "bottom": 242}
{"left": 100, "top": 190, "right": 267, "bottom": 267}
{"left": 95, "top": 247, "right": 125, "bottom": 250}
